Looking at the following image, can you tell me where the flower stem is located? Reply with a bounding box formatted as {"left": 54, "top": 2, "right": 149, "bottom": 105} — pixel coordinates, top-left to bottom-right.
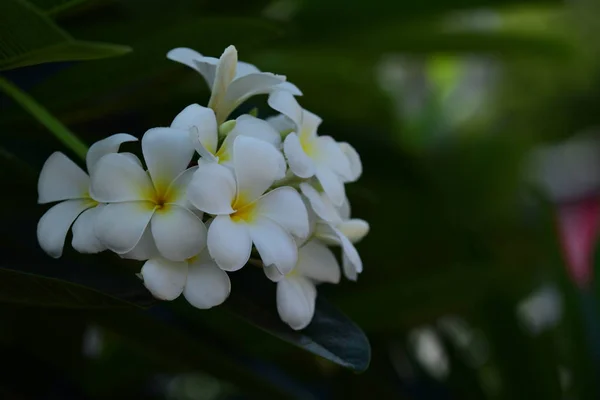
{"left": 0, "top": 76, "right": 88, "bottom": 161}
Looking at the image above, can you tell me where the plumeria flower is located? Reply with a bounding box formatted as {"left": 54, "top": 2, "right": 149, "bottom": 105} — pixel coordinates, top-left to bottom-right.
{"left": 90, "top": 127, "right": 207, "bottom": 262}
{"left": 167, "top": 45, "right": 301, "bottom": 124}
{"left": 268, "top": 90, "right": 352, "bottom": 206}
{"left": 187, "top": 135, "right": 309, "bottom": 273}
{"left": 300, "top": 183, "right": 369, "bottom": 280}
{"left": 264, "top": 239, "right": 341, "bottom": 330}
{"left": 170, "top": 104, "right": 283, "bottom": 176}
{"left": 139, "top": 248, "right": 230, "bottom": 309}
{"left": 37, "top": 134, "right": 137, "bottom": 258}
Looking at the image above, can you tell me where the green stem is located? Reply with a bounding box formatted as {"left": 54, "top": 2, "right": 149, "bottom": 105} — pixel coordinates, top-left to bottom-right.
{"left": 0, "top": 76, "right": 88, "bottom": 161}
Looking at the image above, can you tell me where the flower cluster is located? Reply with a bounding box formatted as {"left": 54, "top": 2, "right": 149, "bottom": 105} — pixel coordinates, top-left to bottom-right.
{"left": 36, "top": 45, "right": 369, "bottom": 330}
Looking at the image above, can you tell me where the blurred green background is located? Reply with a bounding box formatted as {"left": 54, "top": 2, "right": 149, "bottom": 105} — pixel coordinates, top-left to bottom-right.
{"left": 2, "top": 0, "right": 600, "bottom": 398}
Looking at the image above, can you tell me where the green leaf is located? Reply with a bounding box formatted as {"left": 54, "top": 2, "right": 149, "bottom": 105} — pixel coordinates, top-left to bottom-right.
{"left": 225, "top": 267, "right": 371, "bottom": 372}
{"left": 0, "top": 76, "right": 88, "bottom": 160}
{"left": 0, "top": 0, "right": 130, "bottom": 71}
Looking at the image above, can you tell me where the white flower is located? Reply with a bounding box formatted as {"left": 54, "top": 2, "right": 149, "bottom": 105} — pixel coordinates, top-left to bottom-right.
{"left": 167, "top": 46, "right": 301, "bottom": 124}
{"left": 170, "top": 104, "right": 282, "bottom": 175}
{"left": 140, "top": 249, "right": 230, "bottom": 309}
{"left": 90, "top": 127, "right": 207, "bottom": 262}
{"left": 300, "top": 183, "right": 369, "bottom": 281}
{"left": 265, "top": 239, "right": 341, "bottom": 330}
{"left": 37, "top": 134, "right": 137, "bottom": 258}
{"left": 268, "top": 90, "right": 352, "bottom": 206}
{"left": 187, "top": 135, "right": 309, "bottom": 273}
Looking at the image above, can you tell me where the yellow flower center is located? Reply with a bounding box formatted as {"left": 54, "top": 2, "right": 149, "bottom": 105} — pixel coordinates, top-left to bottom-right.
{"left": 299, "top": 129, "right": 317, "bottom": 157}
{"left": 230, "top": 192, "right": 258, "bottom": 223}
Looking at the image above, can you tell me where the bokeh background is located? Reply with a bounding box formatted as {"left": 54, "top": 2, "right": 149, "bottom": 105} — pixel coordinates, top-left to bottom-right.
{"left": 2, "top": 0, "right": 600, "bottom": 398}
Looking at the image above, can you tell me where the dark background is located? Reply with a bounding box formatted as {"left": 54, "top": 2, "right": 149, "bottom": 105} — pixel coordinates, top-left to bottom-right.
{"left": 2, "top": 0, "right": 600, "bottom": 398}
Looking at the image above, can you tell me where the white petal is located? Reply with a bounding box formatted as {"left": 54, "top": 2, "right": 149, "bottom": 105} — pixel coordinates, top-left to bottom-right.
{"left": 255, "top": 187, "right": 309, "bottom": 238}
{"left": 264, "top": 264, "right": 285, "bottom": 282}
{"left": 208, "top": 45, "right": 238, "bottom": 119}
{"left": 268, "top": 90, "right": 302, "bottom": 128}
{"left": 233, "top": 136, "right": 285, "bottom": 203}
{"left": 300, "top": 109, "right": 322, "bottom": 136}
{"left": 299, "top": 182, "right": 342, "bottom": 224}
{"left": 221, "top": 73, "right": 285, "bottom": 120}
{"left": 95, "top": 202, "right": 155, "bottom": 254}
{"left": 235, "top": 61, "right": 260, "bottom": 77}
{"left": 283, "top": 133, "right": 315, "bottom": 178}
{"left": 340, "top": 142, "right": 362, "bottom": 182}
{"left": 297, "top": 239, "right": 340, "bottom": 283}
{"left": 183, "top": 252, "right": 231, "bottom": 309}
{"left": 277, "top": 277, "right": 316, "bottom": 330}
{"left": 230, "top": 114, "right": 282, "bottom": 148}
{"left": 90, "top": 153, "right": 154, "bottom": 202}
{"left": 338, "top": 196, "right": 351, "bottom": 220}
{"left": 86, "top": 133, "right": 138, "bottom": 172}
{"left": 167, "top": 47, "right": 204, "bottom": 70}
{"left": 316, "top": 136, "right": 352, "bottom": 179}
{"left": 165, "top": 166, "right": 198, "bottom": 208}
{"left": 266, "top": 114, "right": 295, "bottom": 134}
{"left": 151, "top": 205, "right": 207, "bottom": 261}
{"left": 342, "top": 253, "right": 358, "bottom": 282}
{"left": 71, "top": 205, "right": 106, "bottom": 254}
{"left": 37, "top": 200, "right": 91, "bottom": 258}
{"left": 339, "top": 219, "right": 369, "bottom": 244}
{"left": 142, "top": 127, "right": 195, "bottom": 194}
{"left": 277, "top": 81, "right": 303, "bottom": 96}
{"left": 38, "top": 152, "right": 89, "bottom": 204}
{"left": 315, "top": 166, "right": 346, "bottom": 206}
{"left": 120, "top": 225, "right": 159, "bottom": 260}
{"left": 121, "top": 152, "right": 143, "bottom": 168}
{"left": 249, "top": 217, "right": 298, "bottom": 275}
{"left": 316, "top": 223, "right": 362, "bottom": 279}
{"left": 207, "top": 215, "right": 252, "bottom": 271}
{"left": 141, "top": 258, "right": 187, "bottom": 301}
{"left": 187, "top": 163, "right": 236, "bottom": 214}
{"left": 171, "top": 104, "right": 218, "bottom": 155}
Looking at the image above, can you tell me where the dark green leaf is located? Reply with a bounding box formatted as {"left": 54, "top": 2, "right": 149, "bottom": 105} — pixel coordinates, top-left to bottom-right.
{"left": 0, "top": 0, "right": 130, "bottom": 71}
{"left": 226, "top": 267, "right": 371, "bottom": 372}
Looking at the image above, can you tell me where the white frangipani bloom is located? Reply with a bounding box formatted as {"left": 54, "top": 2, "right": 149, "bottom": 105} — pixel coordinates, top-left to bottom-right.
{"left": 265, "top": 239, "right": 341, "bottom": 330}
{"left": 171, "top": 103, "right": 282, "bottom": 174}
{"left": 140, "top": 248, "right": 230, "bottom": 309}
{"left": 90, "top": 127, "right": 207, "bottom": 262}
{"left": 37, "top": 134, "right": 137, "bottom": 257}
{"left": 300, "top": 183, "right": 369, "bottom": 281}
{"left": 268, "top": 90, "right": 352, "bottom": 206}
{"left": 187, "top": 135, "right": 309, "bottom": 274}
{"left": 167, "top": 46, "right": 301, "bottom": 124}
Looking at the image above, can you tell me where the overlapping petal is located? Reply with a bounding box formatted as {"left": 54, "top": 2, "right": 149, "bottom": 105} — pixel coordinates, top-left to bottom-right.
{"left": 277, "top": 277, "right": 316, "bottom": 330}
{"left": 283, "top": 133, "right": 316, "bottom": 178}
{"left": 187, "top": 163, "right": 236, "bottom": 214}
{"left": 207, "top": 215, "right": 252, "bottom": 271}
{"left": 183, "top": 251, "right": 231, "bottom": 309}
{"left": 37, "top": 199, "right": 92, "bottom": 258}
{"left": 90, "top": 153, "right": 154, "bottom": 203}
{"left": 38, "top": 152, "right": 89, "bottom": 204}
{"left": 249, "top": 217, "right": 298, "bottom": 275}
{"left": 340, "top": 142, "right": 362, "bottom": 182}
{"left": 95, "top": 202, "right": 155, "bottom": 254}
{"left": 233, "top": 136, "right": 285, "bottom": 203}
{"left": 86, "top": 133, "right": 138, "bottom": 172}
{"left": 151, "top": 205, "right": 207, "bottom": 261}
{"left": 296, "top": 239, "right": 341, "bottom": 284}
{"left": 142, "top": 127, "right": 195, "bottom": 194}
{"left": 268, "top": 90, "right": 303, "bottom": 128}
{"left": 141, "top": 258, "right": 188, "bottom": 300}
{"left": 255, "top": 187, "right": 309, "bottom": 239}
{"left": 171, "top": 104, "right": 218, "bottom": 155}
{"left": 338, "top": 219, "right": 370, "bottom": 244}
{"left": 71, "top": 205, "right": 106, "bottom": 254}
